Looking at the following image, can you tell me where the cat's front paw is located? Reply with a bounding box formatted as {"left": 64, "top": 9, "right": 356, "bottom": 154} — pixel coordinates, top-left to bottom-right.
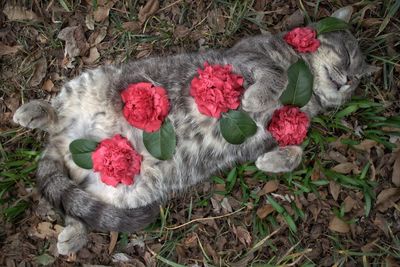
{"left": 256, "top": 146, "right": 302, "bottom": 173}
{"left": 57, "top": 222, "right": 88, "bottom": 255}
{"left": 13, "top": 100, "right": 56, "bottom": 131}
{"left": 242, "top": 84, "right": 273, "bottom": 112}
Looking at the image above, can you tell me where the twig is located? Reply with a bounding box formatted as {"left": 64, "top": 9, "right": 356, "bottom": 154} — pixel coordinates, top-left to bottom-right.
{"left": 165, "top": 206, "right": 246, "bottom": 230}
{"left": 157, "top": 0, "right": 184, "bottom": 13}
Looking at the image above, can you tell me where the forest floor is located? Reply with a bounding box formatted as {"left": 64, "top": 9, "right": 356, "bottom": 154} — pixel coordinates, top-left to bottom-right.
{"left": 1, "top": 0, "right": 400, "bottom": 266}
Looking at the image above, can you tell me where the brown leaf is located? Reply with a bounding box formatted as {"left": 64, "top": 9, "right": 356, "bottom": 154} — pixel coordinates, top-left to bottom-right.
{"left": 30, "top": 57, "right": 47, "bottom": 87}
{"left": 108, "top": 231, "right": 118, "bottom": 254}
{"left": 331, "top": 162, "right": 355, "bottom": 174}
{"left": 42, "top": 79, "right": 55, "bottom": 92}
{"left": 83, "top": 47, "right": 100, "bottom": 65}
{"left": 328, "top": 216, "right": 350, "bottom": 233}
{"left": 207, "top": 8, "right": 226, "bottom": 33}
{"left": 256, "top": 204, "right": 274, "bottom": 219}
{"left": 353, "top": 139, "right": 378, "bottom": 151}
{"left": 183, "top": 233, "right": 197, "bottom": 248}
{"left": 85, "top": 14, "right": 95, "bottom": 30}
{"left": 0, "top": 43, "right": 22, "bottom": 56}
{"left": 329, "top": 181, "right": 341, "bottom": 201}
{"left": 93, "top": 0, "right": 117, "bottom": 22}
{"left": 343, "top": 196, "right": 356, "bottom": 213}
{"left": 138, "top": 0, "right": 159, "bottom": 24}
{"left": 376, "top": 188, "right": 400, "bottom": 212}
{"left": 3, "top": 3, "right": 40, "bottom": 21}
{"left": 6, "top": 94, "right": 20, "bottom": 113}
{"left": 58, "top": 26, "right": 90, "bottom": 59}
{"left": 392, "top": 151, "right": 400, "bottom": 187}
{"left": 122, "top": 21, "right": 141, "bottom": 33}
{"left": 257, "top": 180, "right": 279, "bottom": 196}
{"left": 174, "top": 25, "right": 190, "bottom": 39}
{"left": 33, "top": 222, "right": 58, "bottom": 239}
{"left": 328, "top": 151, "right": 348, "bottom": 163}
{"left": 234, "top": 226, "right": 252, "bottom": 247}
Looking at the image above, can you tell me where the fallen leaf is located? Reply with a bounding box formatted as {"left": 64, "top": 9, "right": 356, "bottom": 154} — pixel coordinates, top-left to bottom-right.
{"left": 138, "top": 0, "right": 159, "bottom": 24}
{"left": 58, "top": 26, "right": 90, "bottom": 59}
{"left": 6, "top": 94, "right": 20, "bottom": 113}
{"left": 328, "top": 216, "right": 350, "bottom": 233}
{"left": 42, "top": 79, "right": 55, "bottom": 92}
{"left": 88, "top": 26, "right": 108, "bottom": 46}
{"left": 256, "top": 204, "right": 274, "bottom": 219}
{"left": 376, "top": 188, "right": 400, "bottom": 212}
{"left": 234, "top": 226, "right": 252, "bottom": 246}
{"left": 33, "top": 222, "right": 57, "bottom": 239}
{"left": 3, "top": 3, "right": 40, "bottom": 21}
{"left": 207, "top": 8, "right": 226, "bottom": 33}
{"left": 328, "top": 151, "right": 348, "bottom": 163}
{"left": 174, "top": 25, "right": 190, "bottom": 39}
{"left": 353, "top": 139, "right": 378, "bottom": 151}
{"left": 329, "top": 181, "right": 341, "bottom": 201}
{"left": 183, "top": 233, "right": 197, "bottom": 248}
{"left": 284, "top": 9, "right": 304, "bottom": 29}
{"left": 83, "top": 47, "right": 100, "bottom": 64}
{"left": 85, "top": 14, "right": 95, "bottom": 30}
{"left": 112, "top": 253, "right": 132, "bottom": 263}
{"left": 93, "top": 0, "right": 117, "bottom": 22}
{"left": 35, "top": 253, "right": 55, "bottom": 266}
{"left": 343, "top": 196, "right": 356, "bottom": 213}
{"left": 108, "top": 231, "right": 118, "bottom": 254}
{"left": 221, "top": 197, "right": 233, "bottom": 213}
{"left": 122, "top": 21, "right": 141, "bottom": 33}
{"left": 331, "top": 162, "right": 355, "bottom": 174}
{"left": 374, "top": 214, "right": 389, "bottom": 236}
{"left": 0, "top": 43, "right": 22, "bottom": 56}
{"left": 392, "top": 151, "right": 400, "bottom": 187}
{"left": 30, "top": 57, "right": 47, "bottom": 87}
{"left": 257, "top": 180, "right": 279, "bottom": 196}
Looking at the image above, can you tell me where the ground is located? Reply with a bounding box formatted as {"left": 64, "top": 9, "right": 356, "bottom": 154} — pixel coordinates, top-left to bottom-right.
{"left": 1, "top": 0, "right": 400, "bottom": 266}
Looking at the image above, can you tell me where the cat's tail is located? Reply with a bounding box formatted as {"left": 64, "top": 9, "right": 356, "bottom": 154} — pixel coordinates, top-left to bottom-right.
{"left": 36, "top": 154, "right": 160, "bottom": 232}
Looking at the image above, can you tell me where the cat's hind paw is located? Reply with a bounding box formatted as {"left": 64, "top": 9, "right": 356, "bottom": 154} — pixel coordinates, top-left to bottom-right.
{"left": 13, "top": 100, "right": 56, "bottom": 131}
{"left": 242, "top": 83, "right": 273, "bottom": 112}
{"left": 256, "top": 146, "right": 302, "bottom": 173}
{"left": 57, "top": 222, "right": 88, "bottom": 255}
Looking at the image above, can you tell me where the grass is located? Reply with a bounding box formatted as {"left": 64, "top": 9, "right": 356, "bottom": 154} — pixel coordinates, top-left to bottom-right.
{"left": 1, "top": 0, "right": 400, "bottom": 266}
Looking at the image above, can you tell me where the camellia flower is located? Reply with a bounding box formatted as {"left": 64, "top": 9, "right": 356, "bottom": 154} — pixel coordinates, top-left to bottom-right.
{"left": 267, "top": 106, "right": 310, "bottom": 146}
{"left": 121, "top": 82, "right": 170, "bottom": 132}
{"left": 92, "top": 134, "right": 142, "bottom": 187}
{"left": 190, "top": 62, "right": 244, "bottom": 118}
{"left": 284, "top": 27, "right": 320, "bottom": 53}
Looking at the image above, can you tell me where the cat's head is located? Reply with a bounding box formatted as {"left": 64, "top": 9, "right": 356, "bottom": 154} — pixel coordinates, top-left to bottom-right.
{"left": 305, "top": 7, "right": 378, "bottom": 108}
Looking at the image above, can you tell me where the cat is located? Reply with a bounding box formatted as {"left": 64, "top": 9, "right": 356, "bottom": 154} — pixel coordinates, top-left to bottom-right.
{"left": 13, "top": 7, "right": 376, "bottom": 255}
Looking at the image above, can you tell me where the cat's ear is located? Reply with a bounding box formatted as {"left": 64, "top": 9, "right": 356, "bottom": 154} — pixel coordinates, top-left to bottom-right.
{"left": 363, "top": 64, "right": 380, "bottom": 76}
{"left": 331, "top": 6, "right": 353, "bottom": 23}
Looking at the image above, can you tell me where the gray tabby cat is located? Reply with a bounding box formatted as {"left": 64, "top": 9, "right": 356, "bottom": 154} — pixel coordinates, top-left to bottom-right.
{"left": 13, "top": 8, "right": 376, "bottom": 255}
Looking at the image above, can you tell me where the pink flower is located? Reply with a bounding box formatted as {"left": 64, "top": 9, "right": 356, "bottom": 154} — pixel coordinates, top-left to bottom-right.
{"left": 267, "top": 106, "right": 310, "bottom": 146}
{"left": 190, "top": 62, "right": 244, "bottom": 118}
{"left": 92, "top": 134, "right": 142, "bottom": 187}
{"left": 121, "top": 82, "right": 170, "bottom": 132}
{"left": 284, "top": 27, "right": 320, "bottom": 53}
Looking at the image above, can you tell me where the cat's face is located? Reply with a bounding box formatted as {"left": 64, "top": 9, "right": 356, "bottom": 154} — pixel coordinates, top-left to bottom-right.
{"left": 308, "top": 30, "right": 373, "bottom": 108}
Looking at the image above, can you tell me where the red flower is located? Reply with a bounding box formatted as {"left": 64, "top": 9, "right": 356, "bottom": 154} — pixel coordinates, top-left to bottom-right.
{"left": 267, "top": 106, "right": 310, "bottom": 146}
{"left": 190, "top": 62, "right": 244, "bottom": 118}
{"left": 121, "top": 82, "right": 170, "bottom": 132}
{"left": 284, "top": 27, "right": 320, "bottom": 53}
{"left": 92, "top": 134, "right": 142, "bottom": 187}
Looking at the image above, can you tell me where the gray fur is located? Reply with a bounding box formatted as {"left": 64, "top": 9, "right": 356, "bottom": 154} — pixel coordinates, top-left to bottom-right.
{"left": 14, "top": 19, "right": 373, "bottom": 254}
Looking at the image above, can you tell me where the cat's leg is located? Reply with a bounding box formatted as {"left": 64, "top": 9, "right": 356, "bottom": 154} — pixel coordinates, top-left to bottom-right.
{"left": 57, "top": 216, "right": 88, "bottom": 255}
{"left": 13, "top": 100, "right": 56, "bottom": 132}
{"left": 241, "top": 68, "right": 287, "bottom": 113}
{"left": 255, "top": 146, "right": 302, "bottom": 173}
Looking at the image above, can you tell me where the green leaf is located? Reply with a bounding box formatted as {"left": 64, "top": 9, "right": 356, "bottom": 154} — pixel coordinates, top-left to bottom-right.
{"left": 143, "top": 119, "right": 176, "bottom": 160}
{"left": 283, "top": 212, "right": 298, "bottom": 233}
{"left": 266, "top": 195, "right": 285, "bottom": 214}
{"left": 315, "top": 17, "right": 349, "bottom": 35}
{"left": 69, "top": 139, "right": 99, "bottom": 169}
{"left": 280, "top": 59, "right": 313, "bottom": 107}
{"left": 220, "top": 110, "right": 257, "bottom": 144}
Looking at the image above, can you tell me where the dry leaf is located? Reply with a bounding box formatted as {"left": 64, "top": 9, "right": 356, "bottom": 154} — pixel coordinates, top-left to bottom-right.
{"left": 0, "top": 43, "right": 22, "bottom": 56}
{"left": 93, "top": 0, "right": 117, "bottom": 22}
{"left": 108, "top": 231, "right": 118, "bottom": 254}
{"left": 42, "top": 79, "right": 54, "bottom": 92}
{"left": 328, "top": 151, "right": 348, "bottom": 163}
{"left": 284, "top": 9, "right": 304, "bottom": 29}
{"left": 353, "top": 139, "right": 378, "bottom": 151}
{"left": 83, "top": 47, "right": 100, "bottom": 64}
{"left": 256, "top": 204, "right": 274, "bottom": 219}
{"left": 376, "top": 188, "right": 400, "bottom": 212}
{"left": 58, "top": 26, "right": 90, "bottom": 59}
{"left": 3, "top": 3, "right": 40, "bottom": 21}
{"left": 6, "top": 94, "right": 20, "bottom": 113}
{"left": 331, "top": 162, "right": 355, "bottom": 174}
{"left": 207, "top": 8, "right": 226, "bottom": 33}
{"left": 183, "top": 233, "right": 197, "bottom": 248}
{"left": 221, "top": 197, "right": 233, "bottom": 213}
{"left": 343, "top": 196, "right": 356, "bottom": 212}
{"left": 329, "top": 181, "right": 341, "bottom": 201}
{"left": 328, "top": 216, "right": 350, "bottom": 233}
{"left": 174, "top": 25, "right": 190, "bottom": 39}
{"left": 257, "top": 180, "right": 279, "bottom": 196}
{"left": 392, "top": 151, "right": 400, "bottom": 187}
{"left": 33, "top": 222, "right": 58, "bottom": 239}
{"left": 30, "top": 57, "right": 47, "bottom": 87}
{"left": 85, "top": 14, "right": 95, "bottom": 30}
{"left": 122, "top": 21, "right": 141, "bottom": 33}
{"left": 138, "top": 0, "right": 159, "bottom": 24}
{"left": 234, "top": 226, "right": 252, "bottom": 246}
